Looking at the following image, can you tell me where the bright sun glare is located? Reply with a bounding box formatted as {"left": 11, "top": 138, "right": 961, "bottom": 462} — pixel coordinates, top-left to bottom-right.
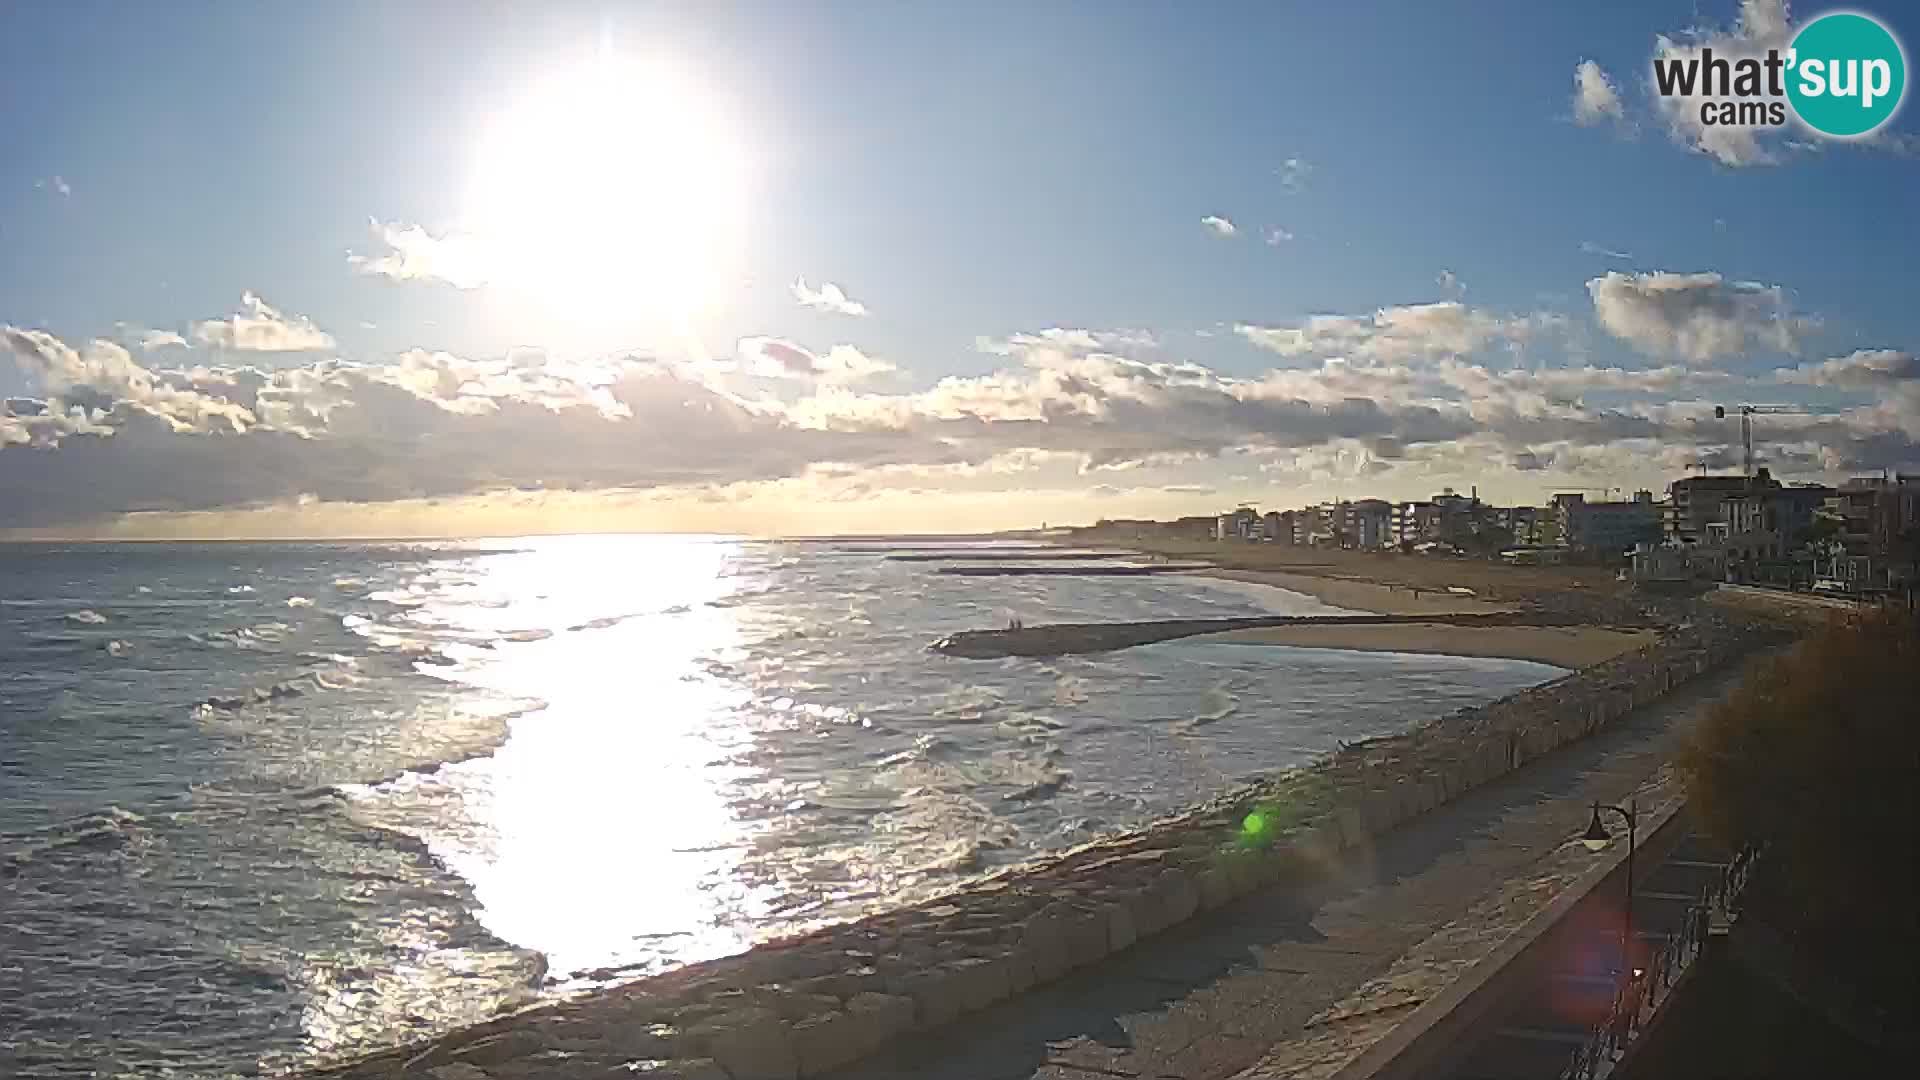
{"left": 465, "top": 54, "right": 747, "bottom": 323}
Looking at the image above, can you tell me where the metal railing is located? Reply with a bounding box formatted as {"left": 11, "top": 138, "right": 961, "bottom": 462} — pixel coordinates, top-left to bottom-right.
{"left": 1558, "top": 845, "right": 1759, "bottom": 1080}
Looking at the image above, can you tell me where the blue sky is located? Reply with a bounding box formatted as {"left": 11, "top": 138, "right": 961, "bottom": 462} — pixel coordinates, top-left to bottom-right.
{"left": 2, "top": 0, "right": 1917, "bottom": 536}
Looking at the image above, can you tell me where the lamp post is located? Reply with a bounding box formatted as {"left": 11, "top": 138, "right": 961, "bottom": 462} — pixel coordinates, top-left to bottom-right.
{"left": 1581, "top": 800, "right": 1639, "bottom": 977}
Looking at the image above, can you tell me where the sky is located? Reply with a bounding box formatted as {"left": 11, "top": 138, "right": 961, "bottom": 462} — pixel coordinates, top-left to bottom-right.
{"left": 3, "top": 0, "right": 1918, "bottom": 538}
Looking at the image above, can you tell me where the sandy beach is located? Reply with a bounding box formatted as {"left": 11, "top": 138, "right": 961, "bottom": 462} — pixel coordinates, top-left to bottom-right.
{"left": 1190, "top": 567, "right": 1517, "bottom": 616}
{"left": 1187, "top": 622, "right": 1655, "bottom": 669}
{"left": 1180, "top": 567, "right": 1652, "bottom": 668}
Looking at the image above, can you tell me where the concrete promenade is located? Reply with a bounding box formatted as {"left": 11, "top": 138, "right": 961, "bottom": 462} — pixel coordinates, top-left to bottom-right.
{"left": 823, "top": 653, "right": 1756, "bottom": 1080}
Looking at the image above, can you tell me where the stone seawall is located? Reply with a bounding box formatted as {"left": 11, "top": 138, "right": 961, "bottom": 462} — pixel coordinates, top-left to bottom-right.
{"left": 303, "top": 612, "right": 1789, "bottom": 1080}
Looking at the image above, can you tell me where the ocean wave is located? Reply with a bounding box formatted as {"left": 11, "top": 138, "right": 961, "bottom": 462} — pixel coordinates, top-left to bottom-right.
{"left": 930, "top": 685, "right": 1005, "bottom": 723}
{"left": 1189, "top": 685, "right": 1240, "bottom": 726}
{"left": 194, "top": 668, "right": 357, "bottom": 716}
{"left": 192, "top": 621, "right": 293, "bottom": 650}
{"left": 228, "top": 584, "right": 256, "bottom": 594}
{"left": 1, "top": 807, "right": 147, "bottom": 875}
{"left": 105, "top": 638, "right": 134, "bottom": 657}
{"left": 64, "top": 608, "right": 109, "bottom": 625}
{"left": 286, "top": 596, "right": 315, "bottom": 608}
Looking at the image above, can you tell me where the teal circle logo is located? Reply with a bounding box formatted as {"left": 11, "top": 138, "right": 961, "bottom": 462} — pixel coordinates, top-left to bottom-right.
{"left": 1786, "top": 12, "right": 1906, "bottom": 138}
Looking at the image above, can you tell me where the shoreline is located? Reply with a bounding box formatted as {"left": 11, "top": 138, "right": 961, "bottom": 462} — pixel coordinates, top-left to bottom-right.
{"left": 1185, "top": 622, "right": 1654, "bottom": 669}
{"left": 1180, "top": 566, "right": 1651, "bottom": 667}
{"left": 298, "top": 611, "right": 1787, "bottom": 1080}
{"left": 1187, "top": 566, "right": 1517, "bottom": 616}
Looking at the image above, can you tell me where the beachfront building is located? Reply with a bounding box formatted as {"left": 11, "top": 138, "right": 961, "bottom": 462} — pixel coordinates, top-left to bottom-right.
{"left": 1664, "top": 470, "right": 1781, "bottom": 546}
{"left": 1718, "top": 483, "right": 1835, "bottom": 569}
{"left": 1391, "top": 500, "right": 1439, "bottom": 547}
{"left": 1492, "top": 505, "right": 1550, "bottom": 547}
{"left": 1262, "top": 510, "right": 1295, "bottom": 543}
{"left": 1347, "top": 499, "right": 1393, "bottom": 550}
{"left": 1214, "top": 506, "right": 1261, "bottom": 541}
{"left": 1822, "top": 475, "right": 1920, "bottom": 588}
{"left": 1558, "top": 491, "right": 1662, "bottom": 554}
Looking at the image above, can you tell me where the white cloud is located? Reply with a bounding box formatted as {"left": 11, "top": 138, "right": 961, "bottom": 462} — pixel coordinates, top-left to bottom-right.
{"left": 1572, "top": 60, "right": 1628, "bottom": 127}
{"left": 1436, "top": 270, "right": 1465, "bottom": 298}
{"left": 1263, "top": 227, "right": 1294, "bottom": 246}
{"left": 6, "top": 314, "right": 1917, "bottom": 530}
{"left": 1777, "top": 349, "right": 1919, "bottom": 388}
{"left": 738, "top": 337, "right": 896, "bottom": 384}
{"left": 1587, "top": 270, "right": 1808, "bottom": 361}
{"left": 191, "top": 293, "right": 335, "bottom": 352}
{"left": 4, "top": 327, "right": 256, "bottom": 436}
{"left": 1237, "top": 301, "right": 1554, "bottom": 363}
{"left": 139, "top": 329, "right": 188, "bottom": 351}
{"left": 347, "top": 220, "right": 491, "bottom": 289}
{"left": 791, "top": 278, "right": 868, "bottom": 317}
{"left": 1580, "top": 241, "right": 1634, "bottom": 260}
{"left": 1276, "top": 156, "right": 1312, "bottom": 190}
{"left": 1200, "top": 215, "right": 1237, "bottom": 237}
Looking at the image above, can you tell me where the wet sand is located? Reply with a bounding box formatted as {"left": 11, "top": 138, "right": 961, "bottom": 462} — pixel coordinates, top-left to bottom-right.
{"left": 1184, "top": 567, "right": 1651, "bottom": 667}
{"left": 1191, "top": 567, "right": 1517, "bottom": 616}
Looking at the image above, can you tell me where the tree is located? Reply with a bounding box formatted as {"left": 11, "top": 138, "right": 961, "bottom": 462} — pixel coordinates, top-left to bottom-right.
{"left": 1680, "top": 608, "right": 1920, "bottom": 1004}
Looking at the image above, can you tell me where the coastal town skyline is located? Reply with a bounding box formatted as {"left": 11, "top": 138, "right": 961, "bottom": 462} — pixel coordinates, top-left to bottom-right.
{"left": 5, "top": 0, "right": 1920, "bottom": 539}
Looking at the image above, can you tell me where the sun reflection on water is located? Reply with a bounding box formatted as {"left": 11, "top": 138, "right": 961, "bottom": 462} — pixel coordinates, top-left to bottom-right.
{"left": 347, "top": 535, "right": 773, "bottom": 987}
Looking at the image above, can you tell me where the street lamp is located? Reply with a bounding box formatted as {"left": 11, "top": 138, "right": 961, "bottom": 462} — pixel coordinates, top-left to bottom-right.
{"left": 1582, "top": 800, "right": 1639, "bottom": 976}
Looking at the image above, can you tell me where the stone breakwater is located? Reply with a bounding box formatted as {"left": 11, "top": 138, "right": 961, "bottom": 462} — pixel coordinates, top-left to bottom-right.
{"left": 928, "top": 610, "right": 1598, "bottom": 659}
{"left": 300, "top": 611, "right": 1788, "bottom": 1080}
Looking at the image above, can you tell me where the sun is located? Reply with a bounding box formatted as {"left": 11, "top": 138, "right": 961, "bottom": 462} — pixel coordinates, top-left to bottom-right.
{"left": 464, "top": 54, "right": 748, "bottom": 323}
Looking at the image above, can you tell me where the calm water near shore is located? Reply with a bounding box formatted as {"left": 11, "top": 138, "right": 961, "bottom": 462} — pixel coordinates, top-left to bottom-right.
{"left": 0, "top": 536, "right": 1561, "bottom": 1077}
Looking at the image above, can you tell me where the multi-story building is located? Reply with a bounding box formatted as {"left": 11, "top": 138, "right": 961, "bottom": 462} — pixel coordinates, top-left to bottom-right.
{"left": 1665, "top": 470, "right": 1782, "bottom": 545}
{"left": 1214, "top": 506, "right": 1260, "bottom": 541}
{"left": 1492, "top": 505, "right": 1549, "bottom": 547}
{"left": 1391, "top": 501, "right": 1439, "bottom": 547}
{"left": 1719, "top": 483, "right": 1835, "bottom": 564}
{"left": 1346, "top": 498, "right": 1394, "bottom": 550}
{"left": 1262, "top": 510, "right": 1297, "bottom": 544}
{"left": 1824, "top": 475, "right": 1920, "bottom": 582}
{"left": 1559, "top": 493, "right": 1662, "bottom": 554}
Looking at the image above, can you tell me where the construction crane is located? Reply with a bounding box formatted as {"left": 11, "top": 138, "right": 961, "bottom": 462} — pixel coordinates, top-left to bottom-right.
{"left": 1714, "top": 404, "right": 1804, "bottom": 478}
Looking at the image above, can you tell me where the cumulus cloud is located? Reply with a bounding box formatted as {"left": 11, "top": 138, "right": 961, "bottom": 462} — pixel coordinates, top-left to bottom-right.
{"left": 1200, "top": 215, "right": 1237, "bottom": 237}
{"left": 191, "top": 292, "right": 335, "bottom": 352}
{"left": 4, "top": 327, "right": 256, "bottom": 438}
{"left": 139, "top": 329, "right": 189, "bottom": 350}
{"left": 737, "top": 337, "right": 896, "bottom": 384}
{"left": 1263, "top": 227, "right": 1294, "bottom": 246}
{"left": 1588, "top": 271, "right": 1809, "bottom": 361}
{"left": 1572, "top": 60, "right": 1628, "bottom": 127}
{"left": 791, "top": 278, "right": 868, "bottom": 317}
{"left": 5, "top": 318, "right": 1916, "bottom": 531}
{"left": 1237, "top": 302, "right": 1554, "bottom": 363}
{"left": 347, "top": 221, "right": 491, "bottom": 289}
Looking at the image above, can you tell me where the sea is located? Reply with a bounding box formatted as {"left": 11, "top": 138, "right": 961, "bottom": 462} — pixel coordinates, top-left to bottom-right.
{"left": 0, "top": 536, "right": 1563, "bottom": 1077}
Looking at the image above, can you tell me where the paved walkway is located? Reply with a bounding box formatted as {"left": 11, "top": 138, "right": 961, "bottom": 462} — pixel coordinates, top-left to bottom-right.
{"left": 825, "top": 657, "right": 1758, "bottom": 1080}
